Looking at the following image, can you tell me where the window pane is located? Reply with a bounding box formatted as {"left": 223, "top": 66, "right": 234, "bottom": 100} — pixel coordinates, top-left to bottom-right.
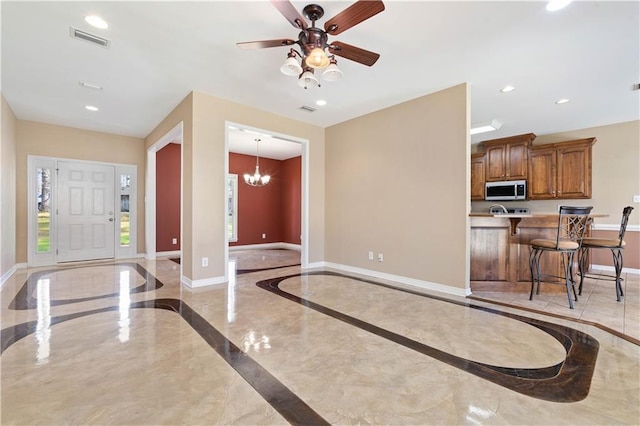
{"left": 120, "top": 175, "right": 131, "bottom": 247}
{"left": 36, "top": 168, "right": 51, "bottom": 253}
{"left": 228, "top": 175, "right": 237, "bottom": 242}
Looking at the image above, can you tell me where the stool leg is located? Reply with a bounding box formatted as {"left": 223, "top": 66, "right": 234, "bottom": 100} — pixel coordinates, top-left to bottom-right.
{"left": 578, "top": 246, "right": 588, "bottom": 295}
{"left": 535, "top": 250, "right": 543, "bottom": 295}
{"left": 568, "top": 251, "right": 578, "bottom": 301}
{"left": 529, "top": 248, "right": 537, "bottom": 301}
{"left": 612, "top": 248, "right": 623, "bottom": 302}
{"left": 562, "top": 252, "right": 575, "bottom": 309}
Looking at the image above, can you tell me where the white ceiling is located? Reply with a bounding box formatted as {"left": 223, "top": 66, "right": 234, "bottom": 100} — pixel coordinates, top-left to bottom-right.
{"left": 2, "top": 1, "right": 638, "bottom": 159}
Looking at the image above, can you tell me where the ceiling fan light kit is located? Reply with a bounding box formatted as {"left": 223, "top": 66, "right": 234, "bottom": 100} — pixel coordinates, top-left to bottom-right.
{"left": 238, "top": 0, "right": 385, "bottom": 89}
{"left": 280, "top": 53, "right": 303, "bottom": 76}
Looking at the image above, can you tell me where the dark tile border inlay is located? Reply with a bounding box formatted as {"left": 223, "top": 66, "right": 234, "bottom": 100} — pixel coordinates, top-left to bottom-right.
{"left": 468, "top": 295, "right": 640, "bottom": 346}
{"left": 1, "top": 299, "right": 328, "bottom": 425}
{"left": 8, "top": 262, "right": 163, "bottom": 310}
{"left": 2, "top": 264, "right": 328, "bottom": 425}
{"left": 236, "top": 264, "right": 301, "bottom": 275}
{"left": 257, "top": 271, "right": 600, "bottom": 403}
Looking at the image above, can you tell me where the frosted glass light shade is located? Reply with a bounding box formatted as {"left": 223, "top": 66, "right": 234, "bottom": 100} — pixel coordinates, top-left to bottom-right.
{"left": 298, "top": 70, "right": 319, "bottom": 89}
{"left": 280, "top": 56, "right": 302, "bottom": 76}
{"left": 322, "top": 63, "right": 343, "bottom": 81}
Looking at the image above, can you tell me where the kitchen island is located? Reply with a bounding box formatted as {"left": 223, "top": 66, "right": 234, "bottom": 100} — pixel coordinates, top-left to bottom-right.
{"left": 469, "top": 213, "right": 603, "bottom": 293}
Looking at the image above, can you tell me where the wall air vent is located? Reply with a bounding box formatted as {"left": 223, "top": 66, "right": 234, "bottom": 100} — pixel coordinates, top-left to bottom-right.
{"left": 299, "top": 105, "right": 316, "bottom": 112}
{"left": 70, "top": 27, "right": 110, "bottom": 48}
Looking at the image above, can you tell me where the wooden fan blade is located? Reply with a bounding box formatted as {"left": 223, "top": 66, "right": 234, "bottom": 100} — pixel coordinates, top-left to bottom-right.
{"left": 237, "top": 39, "right": 296, "bottom": 50}
{"left": 270, "top": 0, "right": 307, "bottom": 29}
{"left": 329, "top": 41, "right": 380, "bottom": 66}
{"left": 324, "top": 0, "right": 385, "bottom": 35}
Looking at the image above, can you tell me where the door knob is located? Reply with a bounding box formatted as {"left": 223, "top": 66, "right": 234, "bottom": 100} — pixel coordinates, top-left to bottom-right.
{"left": 109, "top": 218, "right": 114, "bottom": 222}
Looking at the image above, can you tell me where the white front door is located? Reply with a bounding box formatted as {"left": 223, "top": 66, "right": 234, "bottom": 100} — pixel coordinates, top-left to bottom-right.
{"left": 57, "top": 161, "right": 116, "bottom": 262}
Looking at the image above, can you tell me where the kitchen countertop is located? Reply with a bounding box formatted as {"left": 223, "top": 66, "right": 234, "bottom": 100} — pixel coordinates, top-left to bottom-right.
{"left": 469, "top": 213, "right": 608, "bottom": 218}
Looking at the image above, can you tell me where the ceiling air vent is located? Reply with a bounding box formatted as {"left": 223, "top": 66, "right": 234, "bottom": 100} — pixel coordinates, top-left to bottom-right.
{"left": 70, "top": 27, "right": 110, "bottom": 48}
{"left": 299, "top": 105, "right": 316, "bottom": 112}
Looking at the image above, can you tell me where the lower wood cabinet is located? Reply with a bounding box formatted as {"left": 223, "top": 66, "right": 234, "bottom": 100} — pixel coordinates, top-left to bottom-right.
{"left": 470, "top": 216, "right": 588, "bottom": 292}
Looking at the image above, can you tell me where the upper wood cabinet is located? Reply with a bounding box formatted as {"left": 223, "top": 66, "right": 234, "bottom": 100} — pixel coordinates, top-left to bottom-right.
{"left": 528, "top": 138, "right": 595, "bottom": 200}
{"left": 481, "top": 133, "right": 535, "bottom": 182}
{"left": 470, "top": 153, "right": 486, "bottom": 200}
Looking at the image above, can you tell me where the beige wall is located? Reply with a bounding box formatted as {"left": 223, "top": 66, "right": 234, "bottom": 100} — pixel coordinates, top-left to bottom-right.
{"left": 325, "top": 84, "right": 470, "bottom": 289}
{"left": 472, "top": 120, "right": 640, "bottom": 226}
{"left": 1, "top": 95, "right": 17, "bottom": 278}
{"left": 146, "top": 91, "right": 325, "bottom": 283}
{"left": 15, "top": 121, "right": 146, "bottom": 262}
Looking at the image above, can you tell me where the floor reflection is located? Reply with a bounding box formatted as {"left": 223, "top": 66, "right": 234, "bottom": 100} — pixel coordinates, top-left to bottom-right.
{"left": 35, "top": 278, "right": 51, "bottom": 366}
{"left": 118, "top": 269, "right": 131, "bottom": 343}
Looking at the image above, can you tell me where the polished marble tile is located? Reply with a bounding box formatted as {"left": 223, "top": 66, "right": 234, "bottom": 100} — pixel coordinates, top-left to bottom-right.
{"left": 1, "top": 252, "right": 639, "bottom": 425}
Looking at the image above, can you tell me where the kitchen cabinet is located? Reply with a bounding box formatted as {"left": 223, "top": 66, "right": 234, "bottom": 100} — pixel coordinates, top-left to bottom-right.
{"left": 470, "top": 215, "right": 592, "bottom": 292}
{"left": 470, "top": 153, "right": 486, "bottom": 200}
{"left": 482, "top": 133, "right": 535, "bottom": 182}
{"left": 528, "top": 138, "right": 595, "bottom": 200}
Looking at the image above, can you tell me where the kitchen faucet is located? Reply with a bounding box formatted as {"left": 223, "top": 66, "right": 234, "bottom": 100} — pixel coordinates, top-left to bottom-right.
{"left": 489, "top": 204, "right": 508, "bottom": 214}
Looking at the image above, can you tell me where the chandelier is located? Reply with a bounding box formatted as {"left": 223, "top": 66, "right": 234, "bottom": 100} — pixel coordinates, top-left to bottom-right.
{"left": 280, "top": 48, "right": 343, "bottom": 89}
{"left": 244, "top": 138, "right": 271, "bottom": 186}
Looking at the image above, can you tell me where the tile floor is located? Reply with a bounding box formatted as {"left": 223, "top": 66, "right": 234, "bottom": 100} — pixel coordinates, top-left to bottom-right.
{"left": 471, "top": 270, "right": 640, "bottom": 342}
{"left": 1, "top": 250, "right": 639, "bottom": 425}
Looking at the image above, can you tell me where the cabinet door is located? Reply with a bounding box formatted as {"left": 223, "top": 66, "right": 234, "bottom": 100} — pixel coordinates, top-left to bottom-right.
{"left": 506, "top": 142, "right": 528, "bottom": 180}
{"left": 557, "top": 145, "right": 591, "bottom": 198}
{"left": 517, "top": 225, "right": 564, "bottom": 283}
{"left": 528, "top": 149, "right": 556, "bottom": 199}
{"left": 485, "top": 145, "right": 506, "bottom": 182}
{"left": 470, "top": 155, "right": 486, "bottom": 200}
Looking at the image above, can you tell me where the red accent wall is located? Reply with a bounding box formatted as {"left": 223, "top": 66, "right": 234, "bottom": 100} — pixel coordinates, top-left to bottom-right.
{"left": 156, "top": 143, "right": 181, "bottom": 252}
{"left": 229, "top": 153, "right": 301, "bottom": 246}
{"left": 282, "top": 156, "right": 301, "bottom": 244}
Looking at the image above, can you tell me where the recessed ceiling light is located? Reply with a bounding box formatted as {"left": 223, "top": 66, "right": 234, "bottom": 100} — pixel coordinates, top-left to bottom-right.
{"left": 79, "top": 81, "right": 103, "bottom": 90}
{"left": 555, "top": 98, "right": 570, "bottom": 104}
{"left": 315, "top": 100, "right": 327, "bottom": 106}
{"left": 85, "top": 105, "right": 99, "bottom": 111}
{"left": 546, "top": 0, "right": 572, "bottom": 12}
{"left": 500, "top": 85, "right": 515, "bottom": 93}
{"left": 85, "top": 15, "right": 108, "bottom": 29}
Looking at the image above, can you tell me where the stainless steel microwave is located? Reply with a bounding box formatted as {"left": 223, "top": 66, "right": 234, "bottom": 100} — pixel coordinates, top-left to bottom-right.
{"left": 485, "top": 180, "right": 527, "bottom": 201}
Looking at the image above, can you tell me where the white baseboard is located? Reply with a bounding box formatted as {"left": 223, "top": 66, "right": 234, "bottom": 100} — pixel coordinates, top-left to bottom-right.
{"left": 144, "top": 253, "right": 156, "bottom": 260}
{"left": 230, "top": 242, "right": 301, "bottom": 252}
{"left": 322, "top": 262, "right": 471, "bottom": 298}
{"left": 591, "top": 264, "right": 640, "bottom": 275}
{"left": 304, "top": 261, "right": 327, "bottom": 269}
{"left": 17, "top": 263, "right": 28, "bottom": 269}
{"left": 0, "top": 264, "right": 19, "bottom": 287}
{"left": 181, "top": 274, "right": 227, "bottom": 288}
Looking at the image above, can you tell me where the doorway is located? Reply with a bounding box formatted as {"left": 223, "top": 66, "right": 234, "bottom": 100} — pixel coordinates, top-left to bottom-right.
{"left": 226, "top": 122, "right": 309, "bottom": 273}
{"left": 28, "top": 156, "right": 137, "bottom": 266}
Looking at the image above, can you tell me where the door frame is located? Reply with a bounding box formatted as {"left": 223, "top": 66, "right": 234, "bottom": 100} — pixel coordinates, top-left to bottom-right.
{"left": 144, "top": 121, "right": 309, "bottom": 285}
{"left": 27, "top": 155, "right": 137, "bottom": 267}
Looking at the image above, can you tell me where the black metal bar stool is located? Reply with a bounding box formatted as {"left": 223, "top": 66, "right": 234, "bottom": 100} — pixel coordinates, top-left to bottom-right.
{"left": 578, "top": 206, "right": 634, "bottom": 301}
{"left": 529, "top": 206, "right": 593, "bottom": 309}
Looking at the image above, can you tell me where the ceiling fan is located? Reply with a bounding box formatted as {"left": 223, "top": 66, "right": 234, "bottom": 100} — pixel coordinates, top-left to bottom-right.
{"left": 237, "top": 0, "right": 385, "bottom": 88}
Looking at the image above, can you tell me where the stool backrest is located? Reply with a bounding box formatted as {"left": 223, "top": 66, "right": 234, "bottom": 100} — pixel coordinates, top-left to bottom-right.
{"left": 556, "top": 206, "right": 593, "bottom": 248}
{"left": 617, "top": 206, "right": 634, "bottom": 247}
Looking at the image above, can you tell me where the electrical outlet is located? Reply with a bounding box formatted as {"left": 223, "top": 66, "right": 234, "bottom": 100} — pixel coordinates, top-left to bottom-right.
{"left": 368, "top": 251, "right": 374, "bottom": 261}
{"left": 633, "top": 195, "right": 640, "bottom": 203}
{"left": 377, "top": 253, "right": 384, "bottom": 262}
{"left": 172, "top": 238, "right": 177, "bottom": 245}
{"left": 202, "top": 257, "right": 208, "bottom": 267}
{"left": 262, "top": 233, "right": 266, "bottom": 239}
